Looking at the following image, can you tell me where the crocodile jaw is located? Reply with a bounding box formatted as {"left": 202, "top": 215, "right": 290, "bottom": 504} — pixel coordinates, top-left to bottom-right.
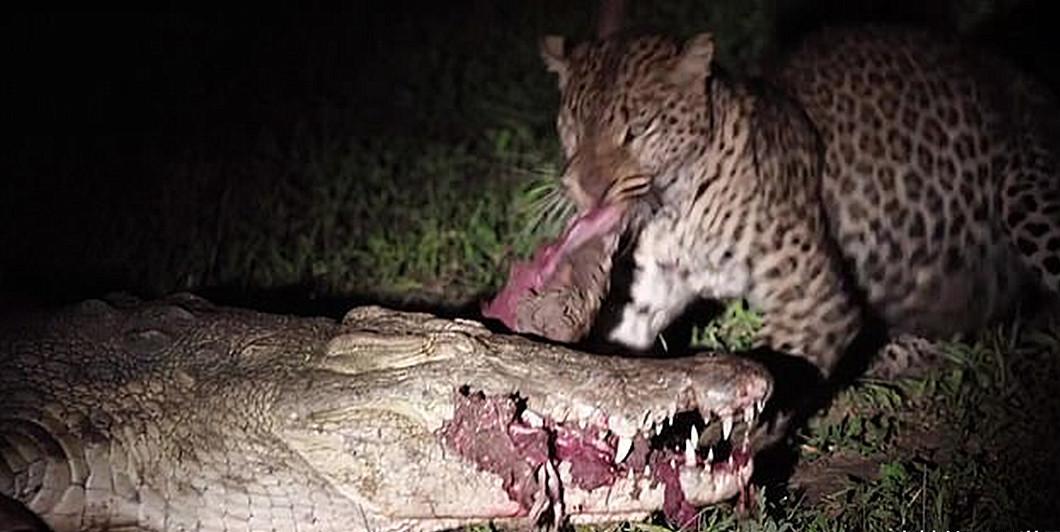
{"left": 280, "top": 381, "right": 764, "bottom": 530}
{"left": 283, "top": 319, "right": 771, "bottom": 529}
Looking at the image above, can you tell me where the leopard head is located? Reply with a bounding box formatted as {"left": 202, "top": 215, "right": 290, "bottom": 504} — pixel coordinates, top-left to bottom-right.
{"left": 540, "top": 33, "right": 717, "bottom": 213}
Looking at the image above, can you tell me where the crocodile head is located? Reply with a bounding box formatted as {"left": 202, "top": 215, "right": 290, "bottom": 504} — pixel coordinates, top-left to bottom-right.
{"left": 283, "top": 306, "right": 772, "bottom": 529}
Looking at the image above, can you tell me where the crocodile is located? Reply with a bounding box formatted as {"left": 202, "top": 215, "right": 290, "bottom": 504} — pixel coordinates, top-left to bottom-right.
{"left": 0, "top": 293, "right": 771, "bottom": 531}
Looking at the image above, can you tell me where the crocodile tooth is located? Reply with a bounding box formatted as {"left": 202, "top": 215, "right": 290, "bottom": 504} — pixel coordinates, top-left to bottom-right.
{"left": 521, "top": 410, "right": 544, "bottom": 428}
{"left": 545, "top": 461, "right": 561, "bottom": 498}
{"left": 756, "top": 398, "right": 765, "bottom": 414}
{"left": 707, "top": 448, "right": 714, "bottom": 463}
{"left": 552, "top": 407, "right": 570, "bottom": 423}
{"left": 615, "top": 437, "right": 633, "bottom": 464}
{"left": 654, "top": 422, "right": 663, "bottom": 436}
{"left": 722, "top": 415, "right": 733, "bottom": 440}
{"left": 644, "top": 465, "right": 651, "bottom": 476}
{"left": 576, "top": 403, "right": 597, "bottom": 420}
{"left": 668, "top": 408, "right": 675, "bottom": 426}
{"left": 607, "top": 415, "right": 636, "bottom": 439}
{"left": 728, "top": 455, "right": 735, "bottom": 468}
{"left": 743, "top": 405, "right": 755, "bottom": 425}
{"left": 684, "top": 437, "right": 696, "bottom": 466}
{"left": 691, "top": 424, "right": 699, "bottom": 445}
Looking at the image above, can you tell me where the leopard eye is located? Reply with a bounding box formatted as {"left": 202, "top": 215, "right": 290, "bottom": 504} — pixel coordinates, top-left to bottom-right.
{"left": 623, "top": 118, "right": 653, "bottom": 145}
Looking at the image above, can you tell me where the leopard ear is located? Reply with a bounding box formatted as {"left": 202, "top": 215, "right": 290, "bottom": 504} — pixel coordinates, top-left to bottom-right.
{"left": 540, "top": 35, "right": 569, "bottom": 87}
{"left": 671, "top": 33, "right": 715, "bottom": 87}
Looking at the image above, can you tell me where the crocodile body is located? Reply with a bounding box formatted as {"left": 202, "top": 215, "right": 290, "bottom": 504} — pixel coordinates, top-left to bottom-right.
{"left": 0, "top": 294, "right": 770, "bottom": 531}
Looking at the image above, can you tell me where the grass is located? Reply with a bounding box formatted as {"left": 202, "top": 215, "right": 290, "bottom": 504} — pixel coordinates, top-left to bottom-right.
{"left": 5, "top": 1, "right": 1057, "bottom": 529}
{"left": 4, "top": 0, "right": 1025, "bottom": 306}
{"left": 690, "top": 299, "right": 765, "bottom": 353}
{"left": 563, "top": 312, "right": 1057, "bottom": 531}
{"left": 202, "top": 135, "right": 553, "bottom": 303}
{"left": 658, "top": 314, "right": 1059, "bottom": 531}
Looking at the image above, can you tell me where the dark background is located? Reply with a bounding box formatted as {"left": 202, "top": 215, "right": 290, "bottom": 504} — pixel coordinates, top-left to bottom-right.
{"left": 2, "top": 4, "right": 586, "bottom": 311}
{"left": 4, "top": 1, "right": 1060, "bottom": 311}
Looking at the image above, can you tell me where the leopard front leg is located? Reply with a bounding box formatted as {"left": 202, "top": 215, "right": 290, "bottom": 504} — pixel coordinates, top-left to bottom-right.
{"left": 607, "top": 258, "right": 697, "bottom": 350}
{"left": 741, "top": 223, "right": 864, "bottom": 451}
{"left": 746, "top": 227, "right": 863, "bottom": 379}
{"left": 606, "top": 209, "right": 709, "bottom": 350}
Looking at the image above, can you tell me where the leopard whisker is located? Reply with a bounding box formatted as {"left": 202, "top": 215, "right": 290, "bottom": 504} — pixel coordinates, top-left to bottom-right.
{"left": 605, "top": 174, "right": 653, "bottom": 203}
{"left": 521, "top": 176, "right": 576, "bottom": 236}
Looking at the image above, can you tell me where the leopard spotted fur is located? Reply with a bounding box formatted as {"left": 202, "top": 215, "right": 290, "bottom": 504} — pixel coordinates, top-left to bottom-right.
{"left": 539, "top": 26, "right": 1060, "bottom": 381}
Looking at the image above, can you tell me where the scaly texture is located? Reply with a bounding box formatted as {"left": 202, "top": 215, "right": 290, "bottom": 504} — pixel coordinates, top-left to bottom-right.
{"left": 0, "top": 293, "right": 771, "bottom": 531}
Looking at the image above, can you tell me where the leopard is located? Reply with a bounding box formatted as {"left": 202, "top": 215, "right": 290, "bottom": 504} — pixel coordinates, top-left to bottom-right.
{"left": 537, "top": 26, "right": 1060, "bottom": 407}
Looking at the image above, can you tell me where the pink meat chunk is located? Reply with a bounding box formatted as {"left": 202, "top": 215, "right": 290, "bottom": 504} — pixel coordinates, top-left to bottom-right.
{"left": 483, "top": 205, "right": 624, "bottom": 342}
{"left": 440, "top": 390, "right": 753, "bottom": 527}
